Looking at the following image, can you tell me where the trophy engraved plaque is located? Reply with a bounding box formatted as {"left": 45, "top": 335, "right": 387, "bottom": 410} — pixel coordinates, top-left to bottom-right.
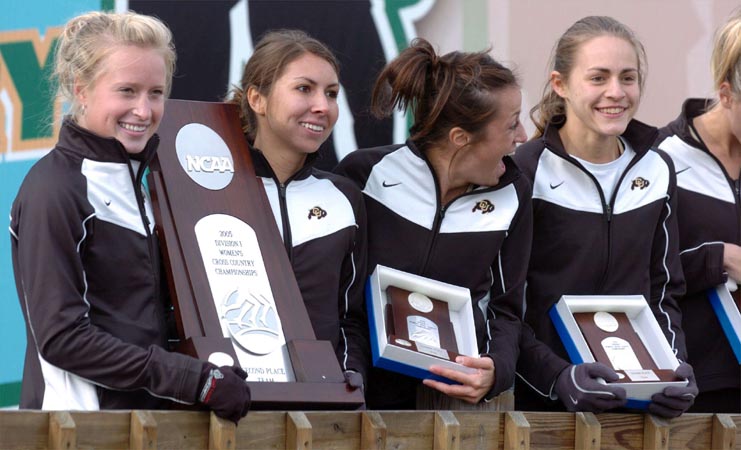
{"left": 385, "top": 286, "right": 459, "bottom": 361}
{"left": 149, "top": 99, "right": 363, "bottom": 409}
{"left": 574, "top": 311, "right": 679, "bottom": 383}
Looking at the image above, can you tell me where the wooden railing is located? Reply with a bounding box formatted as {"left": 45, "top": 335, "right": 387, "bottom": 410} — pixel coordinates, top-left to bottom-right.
{"left": 0, "top": 409, "right": 738, "bottom": 449}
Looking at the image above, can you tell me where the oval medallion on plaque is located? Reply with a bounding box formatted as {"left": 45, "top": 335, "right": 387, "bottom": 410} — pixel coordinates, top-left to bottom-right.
{"left": 176, "top": 123, "right": 234, "bottom": 190}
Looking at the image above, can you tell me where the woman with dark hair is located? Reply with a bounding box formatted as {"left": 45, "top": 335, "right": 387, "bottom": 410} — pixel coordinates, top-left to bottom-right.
{"left": 514, "top": 16, "right": 696, "bottom": 418}
{"left": 336, "top": 38, "right": 530, "bottom": 409}
{"left": 227, "top": 29, "right": 369, "bottom": 394}
{"left": 655, "top": 9, "right": 741, "bottom": 413}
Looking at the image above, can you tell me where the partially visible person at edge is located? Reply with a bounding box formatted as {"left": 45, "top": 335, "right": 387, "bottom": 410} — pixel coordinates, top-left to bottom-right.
{"left": 226, "top": 29, "right": 370, "bottom": 397}
{"left": 9, "top": 11, "right": 250, "bottom": 423}
{"left": 654, "top": 8, "right": 741, "bottom": 413}
{"left": 335, "top": 38, "right": 531, "bottom": 410}
{"left": 513, "top": 15, "right": 698, "bottom": 418}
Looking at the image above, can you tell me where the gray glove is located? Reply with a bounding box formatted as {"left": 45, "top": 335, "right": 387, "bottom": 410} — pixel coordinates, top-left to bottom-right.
{"left": 344, "top": 370, "right": 364, "bottom": 392}
{"left": 344, "top": 370, "right": 366, "bottom": 410}
{"left": 554, "top": 363, "right": 627, "bottom": 412}
{"left": 648, "top": 362, "right": 698, "bottom": 418}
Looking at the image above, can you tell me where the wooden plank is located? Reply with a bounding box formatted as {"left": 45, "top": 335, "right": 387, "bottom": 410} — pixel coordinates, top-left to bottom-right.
{"left": 667, "top": 413, "right": 713, "bottom": 449}
{"left": 575, "top": 412, "right": 600, "bottom": 450}
{"left": 361, "top": 411, "right": 387, "bottom": 450}
{"left": 643, "top": 414, "right": 669, "bottom": 450}
{"left": 302, "top": 411, "right": 361, "bottom": 450}
{"left": 434, "top": 411, "right": 460, "bottom": 450}
{"left": 597, "top": 413, "right": 644, "bottom": 450}
{"left": 209, "top": 412, "right": 236, "bottom": 450}
{"left": 0, "top": 411, "right": 48, "bottom": 449}
{"left": 151, "top": 410, "right": 210, "bottom": 450}
{"left": 237, "top": 412, "right": 286, "bottom": 449}
{"left": 380, "top": 411, "right": 434, "bottom": 449}
{"left": 525, "top": 412, "right": 573, "bottom": 449}
{"left": 287, "top": 411, "right": 312, "bottom": 450}
{"left": 130, "top": 410, "right": 158, "bottom": 450}
{"left": 712, "top": 414, "right": 737, "bottom": 450}
{"left": 503, "top": 411, "right": 529, "bottom": 450}
{"left": 70, "top": 411, "right": 130, "bottom": 449}
{"left": 49, "top": 411, "right": 76, "bottom": 450}
{"left": 453, "top": 411, "right": 501, "bottom": 450}
{"left": 494, "top": 390, "right": 515, "bottom": 411}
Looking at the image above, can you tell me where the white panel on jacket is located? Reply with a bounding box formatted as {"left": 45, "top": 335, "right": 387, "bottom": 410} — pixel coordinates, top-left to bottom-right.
{"left": 533, "top": 150, "right": 604, "bottom": 214}
{"left": 612, "top": 151, "right": 670, "bottom": 215}
{"left": 261, "top": 175, "right": 356, "bottom": 247}
{"left": 658, "top": 135, "right": 735, "bottom": 204}
{"left": 439, "top": 184, "right": 518, "bottom": 233}
{"left": 363, "top": 146, "right": 438, "bottom": 230}
{"left": 81, "top": 159, "right": 153, "bottom": 236}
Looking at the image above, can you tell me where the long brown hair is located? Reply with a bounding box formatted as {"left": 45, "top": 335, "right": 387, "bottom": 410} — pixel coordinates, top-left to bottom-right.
{"left": 530, "top": 16, "right": 647, "bottom": 137}
{"left": 371, "top": 38, "right": 518, "bottom": 151}
{"left": 227, "top": 29, "right": 339, "bottom": 141}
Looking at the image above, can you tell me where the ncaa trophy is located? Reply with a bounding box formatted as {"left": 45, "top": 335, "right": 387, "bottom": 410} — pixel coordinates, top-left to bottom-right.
{"left": 148, "top": 99, "right": 363, "bottom": 409}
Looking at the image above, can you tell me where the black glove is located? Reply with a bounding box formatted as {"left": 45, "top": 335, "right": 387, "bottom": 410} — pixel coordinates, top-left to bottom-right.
{"left": 197, "top": 364, "right": 251, "bottom": 424}
{"left": 648, "top": 362, "right": 698, "bottom": 418}
{"left": 554, "top": 363, "right": 627, "bottom": 412}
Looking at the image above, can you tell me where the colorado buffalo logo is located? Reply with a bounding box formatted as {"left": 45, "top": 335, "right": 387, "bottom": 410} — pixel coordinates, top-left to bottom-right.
{"left": 631, "top": 177, "right": 650, "bottom": 190}
{"left": 472, "top": 199, "right": 495, "bottom": 214}
{"left": 308, "top": 206, "right": 327, "bottom": 219}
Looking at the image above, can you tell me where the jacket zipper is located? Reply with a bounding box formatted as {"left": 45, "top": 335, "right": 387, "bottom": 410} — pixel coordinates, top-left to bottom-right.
{"left": 277, "top": 182, "right": 293, "bottom": 262}
{"left": 734, "top": 174, "right": 741, "bottom": 243}
{"left": 420, "top": 203, "right": 448, "bottom": 275}
{"left": 129, "top": 146, "right": 160, "bottom": 304}
{"left": 560, "top": 152, "right": 639, "bottom": 292}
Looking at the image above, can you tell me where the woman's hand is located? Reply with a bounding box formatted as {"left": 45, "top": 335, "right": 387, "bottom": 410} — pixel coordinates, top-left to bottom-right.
{"left": 723, "top": 243, "right": 741, "bottom": 282}
{"left": 422, "top": 355, "right": 495, "bottom": 404}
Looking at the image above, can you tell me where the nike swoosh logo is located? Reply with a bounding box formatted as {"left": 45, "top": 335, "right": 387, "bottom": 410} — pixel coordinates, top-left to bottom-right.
{"left": 676, "top": 166, "right": 691, "bottom": 175}
{"left": 105, "top": 200, "right": 112, "bottom": 206}
{"left": 382, "top": 181, "right": 402, "bottom": 188}
{"left": 550, "top": 181, "right": 564, "bottom": 189}
{"left": 569, "top": 394, "right": 578, "bottom": 405}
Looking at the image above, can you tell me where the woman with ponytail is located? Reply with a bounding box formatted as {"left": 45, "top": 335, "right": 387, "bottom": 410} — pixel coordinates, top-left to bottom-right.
{"left": 9, "top": 11, "right": 251, "bottom": 422}
{"left": 513, "top": 16, "right": 696, "bottom": 418}
{"left": 227, "top": 29, "right": 370, "bottom": 397}
{"left": 655, "top": 9, "right": 741, "bottom": 413}
{"left": 336, "top": 38, "right": 531, "bottom": 409}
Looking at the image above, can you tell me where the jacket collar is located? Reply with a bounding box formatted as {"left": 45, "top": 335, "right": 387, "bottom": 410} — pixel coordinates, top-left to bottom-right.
{"left": 57, "top": 117, "right": 160, "bottom": 166}
{"left": 669, "top": 98, "right": 714, "bottom": 150}
{"left": 249, "top": 144, "right": 319, "bottom": 183}
{"left": 542, "top": 115, "right": 658, "bottom": 158}
{"left": 405, "top": 138, "right": 522, "bottom": 190}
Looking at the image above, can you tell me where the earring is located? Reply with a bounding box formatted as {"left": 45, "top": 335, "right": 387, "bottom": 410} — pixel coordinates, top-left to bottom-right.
{"left": 80, "top": 104, "right": 87, "bottom": 116}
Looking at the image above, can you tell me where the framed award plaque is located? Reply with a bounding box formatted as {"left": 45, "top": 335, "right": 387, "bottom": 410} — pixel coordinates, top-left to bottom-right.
{"left": 385, "top": 286, "right": 460, "bottom": 361}
{"left": 148, "top": 99, "right": 363, "bottom": 409}
{"left": 550, "top": 295, "right": 688, "bottom": 407}
{"left": 707, "top": 284, "right": 741, "bottom": 363}
{"left": 367, "top": 265, "right": 477, "bottom": 383}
